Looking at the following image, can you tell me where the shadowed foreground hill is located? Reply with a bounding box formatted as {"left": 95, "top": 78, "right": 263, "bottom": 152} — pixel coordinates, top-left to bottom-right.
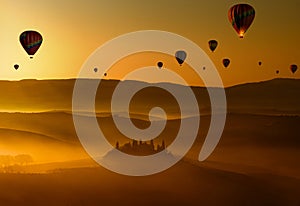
{"left": 0, "top": 161, "right": 300, "bottom": 206}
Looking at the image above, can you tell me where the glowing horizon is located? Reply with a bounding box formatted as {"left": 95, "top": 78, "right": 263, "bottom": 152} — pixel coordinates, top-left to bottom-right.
{"left": 0, "top": 0, "right": 299, "bottom": 87}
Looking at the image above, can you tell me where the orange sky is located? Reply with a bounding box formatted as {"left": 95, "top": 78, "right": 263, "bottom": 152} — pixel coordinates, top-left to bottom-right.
{"left": 0, "top": 0, "right": 299, "bottom": 86}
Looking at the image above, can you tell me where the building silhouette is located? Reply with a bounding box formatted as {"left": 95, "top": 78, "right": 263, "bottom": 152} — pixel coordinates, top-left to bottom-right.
{"left": 115, "top": 139, "right": 166, "bottom": 156}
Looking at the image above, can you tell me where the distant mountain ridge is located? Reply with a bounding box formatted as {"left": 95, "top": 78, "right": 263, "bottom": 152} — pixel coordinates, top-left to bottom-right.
{"left": 0, "top": 78, "right": 298, "bottom": 115}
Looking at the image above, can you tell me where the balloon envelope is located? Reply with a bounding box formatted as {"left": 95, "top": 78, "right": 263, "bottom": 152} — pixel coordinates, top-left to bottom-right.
{"left": 157, "top": 62, "right": 163, "bottom": 69}
{"left": 94, "top": 68, "right": 98, "bottom": 72}
{"left": 19, "top": 30, "right": 43, "bottom": 57}
{"left": 276, "top": 70, "right": 280, "bottom": 74}
{"left": 228, "top": 4, "right": 255, "bottom": 38}
{"left": 208, "top": 40, "right": 218, "bottom": 52}
{"left": 290, "top": 64, "right": 298, "bottom": 74}
{"left": 14, "top": 64, "right": 19, "bottom": 70}
{"left": 222, "top": 58, "right": 230, "bottom": 68}
{"left": 258, "top": 61, "right": 262, "bottom": 66}
{"left": 175, "top": 50, "right": 187, "bottom": 65}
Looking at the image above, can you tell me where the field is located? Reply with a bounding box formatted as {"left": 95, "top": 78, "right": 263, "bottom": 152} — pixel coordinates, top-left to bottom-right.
{"left": 0, "top": 78, "right": 299, "bottom": 205}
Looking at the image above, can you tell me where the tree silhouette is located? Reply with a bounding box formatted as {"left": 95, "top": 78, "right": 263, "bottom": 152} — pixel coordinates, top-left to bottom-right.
{"left": 15, "top": 154, "right": 33, "bottom": 165}
{"left": 0, "top": 154, "right": 33, "bottom": 168}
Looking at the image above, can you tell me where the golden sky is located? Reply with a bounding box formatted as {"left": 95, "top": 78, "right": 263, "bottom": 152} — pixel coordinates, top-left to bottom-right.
{"left": 0, "top": 0, "right": 299, "bottom": 86}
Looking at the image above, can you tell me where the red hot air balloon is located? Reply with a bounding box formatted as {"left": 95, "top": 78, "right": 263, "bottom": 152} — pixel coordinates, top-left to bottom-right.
{"left": 290, "top": 64, "right": 298, "bottom": 74}
{"left": 228, "top": 4, "right": 255, "bottom": 38}
{"left": 19, "top": 30, "right": 43, "bottom": 58}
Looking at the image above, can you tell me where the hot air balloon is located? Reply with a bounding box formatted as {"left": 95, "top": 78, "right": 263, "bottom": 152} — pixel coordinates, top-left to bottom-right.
{"left": 290, "top": 64, "right": 298, "bottom": 74}
{"left": 157, "top": 62, "right": 163, "bottom": 69}
{"left": 208, "top": 40, "right": 218, "bottom": 52}
{"left": 276, "top": 70, "right": 280, "bottom": 74}
{"left": 94, "top": 68, "right": 98, "bottom": 72}
{"left": 104, "top": 73, "right": 107, "bottom": 76}
{"left": 14, "top": 64, "right": 19, "bottom": 70}
{"left": 19, "top": 30, "right": 43, "bottom": 59}
{"left": 175, "top": 50, "right": 187, "bottom": 66}
{"left": 258, "top": 61, "right": 262, "bottom": 66}
{"left": 222, "top": 58, "right": 230, "bottom": 68}
{"left": 228, "top": 4, "right": 255, "bottom": 38}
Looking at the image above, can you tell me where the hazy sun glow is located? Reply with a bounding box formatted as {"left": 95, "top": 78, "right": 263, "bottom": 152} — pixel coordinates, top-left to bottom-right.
{"left": 0, "top": 0, "right": 299, "bottom": 86}
{"left": 100, "top": 52, "right": 204, "bottom": 86}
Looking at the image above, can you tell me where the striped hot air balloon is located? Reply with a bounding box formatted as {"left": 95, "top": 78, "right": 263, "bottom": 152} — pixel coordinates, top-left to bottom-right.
{"left": 228, "top": 4, "right": 255, "bottom": 38}
{"left": 19, "top": 30, "right": 43, "bottom": 58}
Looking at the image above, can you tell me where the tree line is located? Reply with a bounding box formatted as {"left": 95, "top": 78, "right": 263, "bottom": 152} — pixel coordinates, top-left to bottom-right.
{"left": 0, "top": 154, "right": 33, "bottom": 167}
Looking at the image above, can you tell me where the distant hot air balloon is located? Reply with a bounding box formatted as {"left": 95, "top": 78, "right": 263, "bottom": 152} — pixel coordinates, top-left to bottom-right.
{"left": 175, "top": 50, "right": 187, "bottom": 66}
{"left": 94, "top": 68, "right": 98, "bottom": 72}
{"left": 157, "top": 62, "right": 163, "bottom": 69}
{"left": 104, "top": 73, "right": 107, "bottom": 76}
{"left": 290, "top": 64, "right": 298, "bottom": 74}
{"left": 208, "top": 40, "right": 218, "bottom": 52}
{"left": 14, "top": 64, "right": 19, "bottom": 70}
{"left": 258, "top": 61, "right": 262, "bottom": 66}
{"left": 222, "top": 58, "right": 230, "bottom": 68}
{"left": 228, "top": 4, "right": 255, "bottom": 38}
{"left": 276, "top": 70, "right": 280, "bottom": 74}
{"left": 19, "top": 30, "right": 43, "bottom": 59}
{"left": 203, "top": 66, "right": 206, "bottom": 70}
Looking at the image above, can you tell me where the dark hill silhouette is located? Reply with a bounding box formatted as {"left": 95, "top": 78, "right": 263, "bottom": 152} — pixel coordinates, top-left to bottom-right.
{"left": 226, "top": 78, "right": 300, "bottom": 115}
{"left": 0, "top": 78, "right": 298, "bottom": 115}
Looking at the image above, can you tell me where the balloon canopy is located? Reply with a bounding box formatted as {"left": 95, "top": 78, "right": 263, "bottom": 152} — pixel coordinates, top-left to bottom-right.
{"left": 157, "top": 61, "right": 163, "bottom": 69}
{"left": 208, "top": 40, "right": 218, "bottom": 52}
{"left": 222, "top": 58, "right": 230, "bottom": 68}
{"left": 19, "top": 30, "right": 43, "bottom": 58}
{"left": 175, "top": 50, "right": 187, "bottom": 66}
{"left": 290, "top": 64, "right": 298, "bottom": 74}
{"left": 228, "top": 4, "right": 255, "bottom": 38}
